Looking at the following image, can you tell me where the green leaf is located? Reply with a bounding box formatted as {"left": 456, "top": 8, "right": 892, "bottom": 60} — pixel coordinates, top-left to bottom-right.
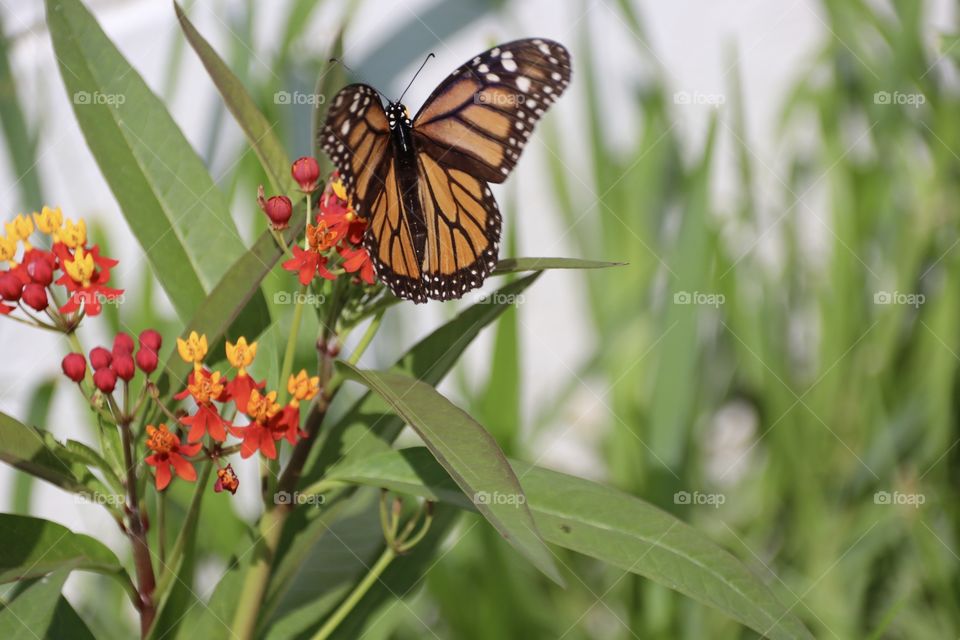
{"left": 0, "top": 413, "right": 110, "bottom": 501}
{"left": 326, "top": 448, "right": 815, "bottom": 640}
{"left": 0, "top": 13, "right": 43, "bottom": 209}
{"left": 175, "top": 2, "right": 296, "bottom": 196}
{"left": 46, "top": 0, "right": 253, "bottom": 320}
{"left": 11, "top": 380, "right": 57, "bottom": 513}
{"left": 0, "top": 514, "right": 125, "bottom": 584}
{"left": 0, "top": 571, "right": 96, "bottom": 640}
{"left": 335, "top": 363, "right": 564, "bottom": 586}
{"left": 493, "top": 257, "right": 625, "bottom": 273}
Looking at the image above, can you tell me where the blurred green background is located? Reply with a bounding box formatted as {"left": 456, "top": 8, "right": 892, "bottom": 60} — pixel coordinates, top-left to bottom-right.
{"left": 2, "top": 0, "right": 959, "bottom": 637}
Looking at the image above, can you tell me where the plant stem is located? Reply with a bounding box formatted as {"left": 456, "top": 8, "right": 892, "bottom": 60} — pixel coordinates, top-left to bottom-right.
{"left": 311, "top": 546, "right": 396, "bottom": 640}
{"left": 230, "top": 504, "right": 290, "bottom": 640}
{"left": 120, "top": 419, "right": 156, "bottom": 637}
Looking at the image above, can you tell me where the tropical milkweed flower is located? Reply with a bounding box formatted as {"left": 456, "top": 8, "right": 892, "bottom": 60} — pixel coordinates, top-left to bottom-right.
{"left": 291, "top": 156, "right": 320, "bottom": 192}
{"left": 176, "top": 369, "right": 230, "bottom": 442}
{"left": 230, "top": 388, "right": 282, "bottom": 459}
{"left": 225, "top": 337, "right": 265, "bottom": 413}
{"left": 177, "top": 331, "right": 208, "bottom": 374}
{"left": 274, "top": 369, "right": 319, "bottom": 444}
{"left": 214, "top": 464, "right": 239, "bottom": 494}
{"left": 145, "top": 424, "right": 202, "bottom": 490}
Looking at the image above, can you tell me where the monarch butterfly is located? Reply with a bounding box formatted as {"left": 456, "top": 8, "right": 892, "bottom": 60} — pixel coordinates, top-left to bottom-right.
{"left": 320, "top": 38, "right": 572, "bottom": 302}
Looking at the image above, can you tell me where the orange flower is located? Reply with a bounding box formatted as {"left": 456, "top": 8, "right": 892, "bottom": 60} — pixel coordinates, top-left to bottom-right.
{"left": 176, "top": 370, "right": 230, "bottom": 442}
{"left": 225, "top": 337, "right": 265, "bottom": 413}
{"left": 145, "top": 424, "right": 202, "bottom": 490}
{"left": 230, "top": 389, "right": 282, "bottom": 459}
{"left": 214, "top": 464, "right": 239, "bottom": 494}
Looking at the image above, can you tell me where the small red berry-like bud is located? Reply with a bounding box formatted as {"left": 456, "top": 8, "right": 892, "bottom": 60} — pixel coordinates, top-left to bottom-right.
{"left": 21, "top": 283, "right": 48, "bottom": 311}
{"left": 0, "top": 272, "right": 23, "bottom": 301}
{"left": 262, "top": 195, "right": 293, "bottom": 230}
{"left": 61, "top": 353, "right": 87, "bottom": 382}
{"left": 113, "top": 332, "right": 135, "bottom": 355}
{"left": 89, "top": 347, "right": 112, "bottom": 370}
{"left": 136, "top": 347, "right": 159, "bottom": 374}
{"left": 113, "top": 353, "right": 136, "bottom": 381}
{"left": 27, "top": 259, "right": 53, "bottom": 287}
{"left": 93, "top": 367, "right": 117, "bottom": 393}
{"left": 291, "top": 157, "right": 320, "bottom": 192}
{"left": 139, "top": 329, "right": 162, "bottom": 351}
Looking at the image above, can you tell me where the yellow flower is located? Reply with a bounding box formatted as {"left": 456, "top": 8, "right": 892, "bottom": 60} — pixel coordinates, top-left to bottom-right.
{"left": 187, "top": 371, "right": 224, "bottom": 404}
{"left": 177, "top": 331, "right": 208, "bottom": 371}
{"left": 63, "top": 246, "right": 95, "bottom": 286}
{"left": 0, "top": 234, "right": 17, "bottom": 263}
{"left": 55, "top": 218, "right": 87, "bottom": 249}
{"left": 287, "top": 369, "right": 320, "bottom": 408}
{"left": 34, "top": 206, "right": 63, "bottom": 234}
{"left": 6, "top": 214, "right": 34, "bottom": 248}
{"left": 225, "top": 337, "right": 257, "bottom": 375}
{"left": 331, "top": 179, "right": 349, "bottom": 202}
{"left": 247, "top": 389, "right": 281, "bottom": 423}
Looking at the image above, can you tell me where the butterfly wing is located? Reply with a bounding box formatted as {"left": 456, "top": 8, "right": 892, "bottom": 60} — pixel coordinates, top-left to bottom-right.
{"left": 362, "top": 156, "right": 428, "bottom": 302}
{"left": 319, "top": 84, "right": 393, "bottom": 217}
{"left": 415, "top": 150, "right": 501, "bottom": 300}
{"left": 412, "top": 38, "right": 572, "bottom": 183}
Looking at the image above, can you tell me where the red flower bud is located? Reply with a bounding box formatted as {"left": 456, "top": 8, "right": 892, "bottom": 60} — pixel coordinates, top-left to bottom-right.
{"left": 89, "top": 346, "right": 112, "bottom": 370}
{"left": 27, "top": 259, "right": 53, "bottom": 287}
{"left": 263, "top": 195, "right": 293, "bottom": 230}
{"left": 93, "top": 367, "right": 117, "bottom": 393}
{"left": 21, "top": 283, "right": 48, "bottom": 311}
{"left": 291, "top": 157, "right": 320, "bottom": 192}
{"left": 113, "top": 332, "right": 135, "bottom": 355}
{"left": 61, "top": 353, "right": 87, "bottom": 383}
{"left": 0, "top": 272, "right": 23, "bottom": 301}
{"left": 139, "top": 329, "right": 162, "bottom": 351}
{"left": 136, "top": 347, "right": 159, "bottom": 374}
{"left": 113, "top": 353, "right": 136, "bottom": 381}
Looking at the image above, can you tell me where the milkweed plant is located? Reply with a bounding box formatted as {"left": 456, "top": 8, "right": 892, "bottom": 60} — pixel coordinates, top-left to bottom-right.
{"left": 0, "top": 2, "right": 819, "bottom": 640}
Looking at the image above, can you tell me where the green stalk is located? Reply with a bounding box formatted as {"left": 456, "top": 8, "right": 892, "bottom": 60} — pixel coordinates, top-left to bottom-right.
{"left": 310, "top": 546, "right": 397, "bottom": 640}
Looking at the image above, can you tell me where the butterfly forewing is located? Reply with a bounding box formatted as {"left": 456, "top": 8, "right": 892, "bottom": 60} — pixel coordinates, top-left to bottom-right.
{"left": 412, "top": 38, "right": 572, "bottom": 183}
{"left": 319, "top": 84, "right": 392, "bottom": 217}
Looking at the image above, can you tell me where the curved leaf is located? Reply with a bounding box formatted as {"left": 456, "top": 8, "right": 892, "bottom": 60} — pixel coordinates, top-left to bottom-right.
{"left": 0, "top": 571, "right": 96, "bottom": 640}
{"left": 46, "top": 0, "right": 251, "bottom": 319}
{"left": 335, "top": 364, "right": 563, "bottom": 586}
{"left": 493, "top": 257, "right": 625, "bottom": 273}
{"left": 0, "top": 514, "right": 125, "bottom": 584}
{"left": 175, "top": 2, "right": 296, "bottom": 196}
{"left": 326, "top": 448, "right": 816, "bottom": 640}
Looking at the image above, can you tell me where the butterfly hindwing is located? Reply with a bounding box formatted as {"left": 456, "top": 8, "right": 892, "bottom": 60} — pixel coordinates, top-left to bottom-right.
{"left": 413, "top": 38, "right": 572, "bottom": 183}
{"left": 416, "top": 151, "right": 501, "bottom": 300}
{"left": 319, "top": 84, "right": 392, "bottom": 216}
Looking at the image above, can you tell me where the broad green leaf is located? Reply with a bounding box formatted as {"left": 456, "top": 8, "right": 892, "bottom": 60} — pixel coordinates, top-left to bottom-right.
{"left": 0, "top": 570, "right": 96, "bottom": 640}
{"left": 46, "top": 0, "right": 252, "bottom": 320}
{"left": 175, "top": 2, "right": 296, "bottom": 196}
{"left": 326, "top": 448, "right": 816, "bottom": 640}
{"left": 0, "top": 515, "right": 125, "bottom": 584}
{"left": 11, "top": 379, "right": 56, "bottom": 513}
{"left": 493, "top": 257, "right": 625, "bottom": 273}
{"left": 335, "top": 363, "right": 563, "bottom": 586}
{"left": 0, "top": 413, "right": 112, "bottom": 503}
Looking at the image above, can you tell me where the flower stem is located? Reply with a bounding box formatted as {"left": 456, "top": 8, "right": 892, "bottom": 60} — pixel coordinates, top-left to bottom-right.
{"left": 230, "top": 504, "right": 289, "bottom": 640}
{"left": 310, "top": 546, "right": 397, "bottom": 640}
{"left": 120, "top": 419, "right": 156, "bottom": 637}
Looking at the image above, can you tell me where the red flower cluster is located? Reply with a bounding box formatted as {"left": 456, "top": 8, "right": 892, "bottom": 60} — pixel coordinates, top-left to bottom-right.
{"left": 270, "top": 163, "right": 374, "bottom": 287}
{"left": 0, "top": 209, "right": 122, "bottom": 320}
{"left": 61, "top": 329, "right": 161, "bottom": 390}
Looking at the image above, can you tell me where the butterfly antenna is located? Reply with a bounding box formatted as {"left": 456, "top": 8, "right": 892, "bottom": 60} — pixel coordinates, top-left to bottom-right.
{"left": 397, "top": 53, "right": 435, "bottom": 104}
{"left": 328, "top": 57, "right": 391, "bottom": 102}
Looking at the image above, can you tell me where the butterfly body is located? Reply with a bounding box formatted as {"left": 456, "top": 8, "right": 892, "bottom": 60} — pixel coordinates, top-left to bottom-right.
{"left": 321, "top": 38, "right": 572, "bottom": 302}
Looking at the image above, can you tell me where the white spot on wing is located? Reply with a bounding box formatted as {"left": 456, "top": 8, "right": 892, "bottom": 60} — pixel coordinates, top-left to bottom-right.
{"left": 516, "top": 76, "right": 531, "bottom": 92}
